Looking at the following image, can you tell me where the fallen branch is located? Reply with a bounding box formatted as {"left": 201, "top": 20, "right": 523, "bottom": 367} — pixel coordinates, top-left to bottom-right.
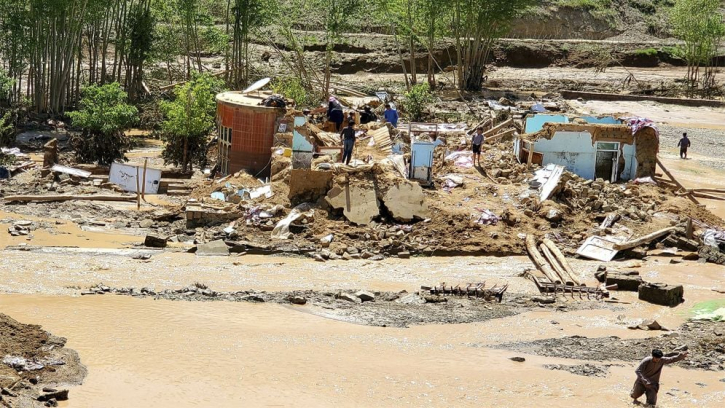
{"left": 656, "top": 157, "right": 699, "bottom": 205}
{"left": 613, "top": 227, "right": 678, "bottom": 251}
{"left": 3, "top": 194, "right": 137, "bottom": 203}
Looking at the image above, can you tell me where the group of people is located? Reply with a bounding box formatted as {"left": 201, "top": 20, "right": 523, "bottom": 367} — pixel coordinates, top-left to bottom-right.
{"left": 327, "top": 96, "right": 399, "bottom": 165}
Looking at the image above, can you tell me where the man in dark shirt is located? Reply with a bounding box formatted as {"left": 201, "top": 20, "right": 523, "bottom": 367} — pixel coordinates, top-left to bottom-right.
{"left": 471, "top": 126, "right": 485, "bottom": 167}
{"left": 677, "top": 133, "right": 691, "bottom": 159}
{"left": 360, "top": 106, "right": 377, "bottom": 124}
{"left": 340, "top": 120, "right": 356, "bottom": 165}
{"left": 327, "top": 97, "right": 344, "bottom": 131}
{"left": 631, "top": 348, "right": 688, "bottom": 406}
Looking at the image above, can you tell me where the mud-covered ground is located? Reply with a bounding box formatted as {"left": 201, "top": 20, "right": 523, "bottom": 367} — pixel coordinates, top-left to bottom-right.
{"left": 498, "top": 321, "right": 725, "bottom": 371}
{"left": 0, "top": 313, "right": 86, "bottom": 407}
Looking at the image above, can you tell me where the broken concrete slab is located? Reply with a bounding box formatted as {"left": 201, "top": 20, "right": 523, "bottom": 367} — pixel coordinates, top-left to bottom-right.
{"left": 381, "top": 180, "right": 429, "bottom": 222}
{"left": 144, "top": 235, "right": 167, "bottom": 248}
{"left": 355, "top": 290, "right": 375, "bottom": 302}
{"left": 196, "top": 240, "right": 230, "bottom": 257}
{"left": 605, "top": 271, "right": 643, "bottom": 291}
{"left": 326, "top": 183, "right": 379, "bottom": 225}
{"left": 336, "top": 292, "right": 361, "bottom": 303}
{"left": 288, "top": 169, "right": 333, "bottom": 205}
{"left": 638, "top": 282, "right": 684, "bottom": 307}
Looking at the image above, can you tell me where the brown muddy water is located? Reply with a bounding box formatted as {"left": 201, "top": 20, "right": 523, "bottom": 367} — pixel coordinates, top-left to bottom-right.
{"left": 2, "top": 294, "right": 725, "bottom": 408}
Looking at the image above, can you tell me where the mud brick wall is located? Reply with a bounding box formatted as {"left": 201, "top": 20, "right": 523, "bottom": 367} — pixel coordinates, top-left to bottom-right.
{"left": 186, "top": 206, "right": 242, "bottom": 229}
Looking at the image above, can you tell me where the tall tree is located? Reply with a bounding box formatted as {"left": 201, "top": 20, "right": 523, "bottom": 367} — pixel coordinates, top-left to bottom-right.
{"left": 227, "top": 0, "right": 276, "bottom": 89}
{"left": 125, "top": 0, "right": 155, "bottom": 101}
{"left": 452, "top": 0, "right": 534, "bottom": 91}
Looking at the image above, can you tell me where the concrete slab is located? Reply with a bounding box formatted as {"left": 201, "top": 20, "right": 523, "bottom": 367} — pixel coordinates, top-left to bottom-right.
{"left": 326, "top": 183, "right": 379, "bottom": 225}
{"left": 196, "top": 240, "right": 230, "bottom": 257}
{"left": 382, "top": 181, "right": 429, "bottom": 222}
{"left": 288, "top": 169, "right": 333, "bottom": 205}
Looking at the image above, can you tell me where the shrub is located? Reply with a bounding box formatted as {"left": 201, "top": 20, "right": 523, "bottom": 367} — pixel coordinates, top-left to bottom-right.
{"left": 272, "top": 77, "right": 312, "bottom": 107}
{"left": 403, "top": 83, "right": 434, "bottom": 122}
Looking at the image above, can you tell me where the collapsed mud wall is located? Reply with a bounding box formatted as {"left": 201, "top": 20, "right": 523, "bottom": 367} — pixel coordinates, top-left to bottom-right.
{"left": 634, "top": 127, "right": 659, "bottom": 178}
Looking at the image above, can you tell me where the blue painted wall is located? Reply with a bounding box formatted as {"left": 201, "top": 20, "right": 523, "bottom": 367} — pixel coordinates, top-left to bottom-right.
{"left": 582, "top": 116, "right": 620, "bottom": 125}
{"left": 525, "top": 114, "right": 569, "bottom": 133}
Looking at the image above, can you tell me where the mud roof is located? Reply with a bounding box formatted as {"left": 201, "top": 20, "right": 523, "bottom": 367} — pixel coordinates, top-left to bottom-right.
{"left": 216, "top": 91, "right": 276, "bottom": 108}
{"left": 522, "top": 122, "right": 633, "bottom": 142}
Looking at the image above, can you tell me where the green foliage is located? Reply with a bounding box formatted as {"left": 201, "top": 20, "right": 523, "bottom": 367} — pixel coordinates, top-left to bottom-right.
{"left": 0, "top": 111, "right": 14, "bottom": 147}
{"left": 557, "top": 0, "right": 612, "bottom": 9}
{"left": 68, "top": 83, "right": 139, "bottom": 165}
{"left": 634, "top": 48, "right": 659, "bottom": 57}
{"left": 272, "top": 77, "right": 312, "bottom": 107}
{"left": 161, "top": 72, "right": 226, "bottom": 171}
{"left": 403, "top": 83, "right": 434, "bottom": 121}
{"left": 0, "top": 69, "right": 14, "bottom": 104}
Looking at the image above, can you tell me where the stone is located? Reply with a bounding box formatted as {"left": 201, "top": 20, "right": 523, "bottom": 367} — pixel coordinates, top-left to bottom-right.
{"left": 336, "top": 292, "right": 361, "bottom": 303}
{"left": 638, "top": 282, "right": 684, "bottom": 307}
{"left": 355, "top": 290, "right": 375, "bottom": 302}
{"left": 144, "top": 235, "right": 167, "bottom": 248}
{"left": 314, "top": 254, "right": 325, "bottom": 262}
{"left": 510, "top": 357, "right": 526, "bottom": 362}
{"left": 545, "top": 209, "right": 563, "bottom": 222}
{"left": 531, "top": 296, "right": 556, "bottom": 304}
{"left": 606, "top": 271, "right": 643, "bottom": 291}
{"left": 397, "top": 251, "right": 411, "bottom": 259}
{"left": 342, "top": 252, "right": 352, "bottom": 261}
{"left": 37, "top": 390, "right": 68, "bottom": 402}
{"left": 381, "top": 180, "right": 429, "bottom": 222}
{"left": 139, "top": 219, "right": 154, "bottom": 228}
{"left": 290, "top": 296, "right": 307, "bottom": 305}
{"left": 396, "top": 293, "right": 425, "bottom": 305}
{"left": 196, "top": 240, "right": 230, "bottom": 257}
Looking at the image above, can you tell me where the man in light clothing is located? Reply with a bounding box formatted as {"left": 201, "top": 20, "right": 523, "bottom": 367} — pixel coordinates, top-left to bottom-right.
{"left": 631, "top": 348, "right": 688, "bottom": 406}
{"left": 471, "top": 126, "right": 484, "bottom": 166}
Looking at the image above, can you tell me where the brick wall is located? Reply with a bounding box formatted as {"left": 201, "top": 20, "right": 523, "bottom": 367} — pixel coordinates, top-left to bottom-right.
{"left": 217, "top": 102, "right": 280, "bottom": 178}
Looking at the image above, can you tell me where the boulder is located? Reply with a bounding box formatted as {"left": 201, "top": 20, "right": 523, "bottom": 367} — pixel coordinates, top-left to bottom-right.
{"left": 355, "top": 290, "right": 375, "bottom": 302}
{"left": 381, "top": 180, "right": 429, "bottom": 222}
{"left": 139, "top": 219, "right": 154, "bottom": 228}
{"left": 290, "top": 296, "right": 307, "bottom": 305}
{"left": 326, "top": 184, "right": 379, "bottom": 225}
{"left": 144, "top": 235, "right": 167, "bottom": 248}
{"left": 196, "top": 240, "right": 230, "bottom": 257}
{"left": 336, "top": 292, "right": 361, "bottom": 303}
{"left": 638, "top": 282, "right": 684, "bottom": 306}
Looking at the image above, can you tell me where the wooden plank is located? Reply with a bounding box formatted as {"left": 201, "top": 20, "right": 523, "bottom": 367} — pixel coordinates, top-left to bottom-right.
{"left": 51, "top": 164, "right": 92, "bottom": 178}
{"left": 542, "top": 238, "right": 582, "bottom": 286}
{"left": 483, "top": 119, "right": 513, "bottom": 138}
{"left": 656, "top": 157, "right": 699, "bottom": 205}
{"left": 3, "top": 195, "right": 137, "bottom": 203}
{"left": 613, "top": 227, "right": 678, "bottom": 251}
{"left": 525, "top": 235, "right": 561, "bottom": 284}
{"left": 540, "top": 243, "right": 573, "bottom": 286}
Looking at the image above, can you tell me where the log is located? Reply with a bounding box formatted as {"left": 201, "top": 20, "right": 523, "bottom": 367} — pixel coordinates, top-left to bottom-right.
{"left": 656, "top": 157, "right": 699, "bottom": 205}
{"left": 525, "top": 235, "right": 561, "bottom": 284}
{"left": 542, "top": 238, "right": 582, "bottom": 286}
{"left": 691, "top": 188, "right": 725, "bottom": 194}
{"left": 3, "top": 195, "right": 137, "bottom": 203}
{"left": 540, "top": 243, "right": 573, "bottom": 286}
{"left": 692, "top": 192, "right": 725, "bottom": 201}
{"left": 485, "top": 129, "right": 517, "bottom": 144}
{"left": 466, "top": 118, "right": 492, "bottom": 135}
{"left": 613, "top": 227, "right": 678, "bottom": 251}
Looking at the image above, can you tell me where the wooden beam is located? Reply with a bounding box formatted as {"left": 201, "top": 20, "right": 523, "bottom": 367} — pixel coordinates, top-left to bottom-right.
{"left": 540, "top": 243, "right": 573, "bottom": 286}
{"left": 613, "top": 227, "right": 678, "bottom": 251}
{"left": 3, "top": 195, "right": 137, "bottom": 203}
{"left": 656, "top": 157, "right": 699, "bottom": 205}
{"left": 483, "top": 119, "right": 513, "bottom": 138}
{"left": 542, "top": 238, "right": 582, "bottom": 286}
{"left": 525, "top": 235, "right": 561, "bottom": 284}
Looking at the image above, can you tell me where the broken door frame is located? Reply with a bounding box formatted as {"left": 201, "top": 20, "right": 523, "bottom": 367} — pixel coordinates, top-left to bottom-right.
{"left": 595, "top": 141, "right": 620, "bottom": 183}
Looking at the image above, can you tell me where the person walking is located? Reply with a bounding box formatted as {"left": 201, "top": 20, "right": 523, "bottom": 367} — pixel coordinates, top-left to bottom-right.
{"left": 471, "top": 126, "right": 485, "bottom": 166}
{"left": 631, "top": 348, "right": 688, "bottom": 407}
{"left": 340, "top": 120, "right": 356, "bottom": 166}
{"left": 677, "top": 132, "right": 691, "bottom": 159}
{"left": 383, "top": 103, "right": 399, "bottom": 128}
{"left": 327, "top": 97, "right": 344, "bottom": 131}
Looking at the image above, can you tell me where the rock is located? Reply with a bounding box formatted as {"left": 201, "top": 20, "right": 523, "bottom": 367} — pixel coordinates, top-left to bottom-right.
{"left": 336, "top": 292, "right": 361, "bottom": 303}
{"left": 342, "top": 252, "right": 352, "bottom": 261}
{"left": 643, "top": 320, "right": 663, "bottom": 331}
{"left": 638, "top": 282, "right": 684, "bottom": 307}
{"left": 326, "top": 184, "right": 379, "bottom": 225}
{"left": 196, "top": 240, "right": 230, "bottom": 257}
{"left": 355, "top": 290, "right": 375, "bottom": 302}
{"left": 682, "top": 252, "right": 700, "bottom": 261}
{"left": 396, "top": 293, "right": 425, "bottom": 305}
{"left": 510, "top": 357, "right": 526, "bottom": 362}
{"left": 594, "top": 270, "right": 607, "bottom": 283}
{"left": 545, "top": 209, "right": 562, "bottom": 222}
{"left": 531, "top": 296, "right": 555, "bottom": 304}
{"left": 314, "top": 254, "right": 326, "bottom": 262}
{"left": 144, "top": 235, "right": 167, "bottom": 248}
{"left": 139, "top": 219, "right": 154, "bottom": 228}
{"left": 290, "top": 296, "right": 307, "bottom": 305}
{"left": 37, "top": 390, "right": 69, "bottom": 402}
{"left": 397, "top": 251, "right": 410, "bottom": 259}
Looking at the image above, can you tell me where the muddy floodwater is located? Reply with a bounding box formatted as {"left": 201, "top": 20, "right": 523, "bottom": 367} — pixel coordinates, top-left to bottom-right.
{"left": 1, "top": 251, "right": 725, "bottom": 407}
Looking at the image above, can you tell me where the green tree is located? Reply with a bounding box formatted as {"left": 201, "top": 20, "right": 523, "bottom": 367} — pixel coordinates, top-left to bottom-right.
{"left": 403, "top": 82, "right": 434, "bottom": 121}
{"left": 68, "top": 83, "right": 139, "bottom": 165}
{"left": 453, "top": 0, "right": 535, "bottom": 91}
{"left": 226, "top": 0, "right": 277, "bottom": 89}
{"left": 161, "top": 72, "right": 225, "bottom": 172}
{"left": 670, "top": 0, "right": 725, "bottom": 95}
{"left": 125, "top": 1, "right": 155, "bottom": 102}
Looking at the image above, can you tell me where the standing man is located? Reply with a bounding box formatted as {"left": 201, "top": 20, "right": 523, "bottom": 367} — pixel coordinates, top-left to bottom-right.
{"left": 677, "top": 132, "right": 691, "bottom": 159}
{"left": 631, "top": 349, "right": 688, "bottom": 407}
{"left": 383, "top": 103, "right": 399, "bottom": 128}
{"left": 327, "top": 97, "right": 344, "bottom": 131}
{"left": 340, "top": 120, "right": 356, "bottom": 166}
{"left": 471, "top": 126, "right": 485, "bottom": 166}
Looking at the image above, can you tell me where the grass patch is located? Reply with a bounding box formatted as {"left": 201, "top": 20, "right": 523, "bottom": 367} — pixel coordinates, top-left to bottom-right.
{"left": 634, "top": 47, "right": 659, "bottom": 57}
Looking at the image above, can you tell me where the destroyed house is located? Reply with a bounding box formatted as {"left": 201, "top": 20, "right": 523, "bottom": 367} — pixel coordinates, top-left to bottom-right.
{"left": 216, "top": 91, "right": 285, "bottom": 177}
{"left": 514, "top": 114, "right": 659, "bottom": 182}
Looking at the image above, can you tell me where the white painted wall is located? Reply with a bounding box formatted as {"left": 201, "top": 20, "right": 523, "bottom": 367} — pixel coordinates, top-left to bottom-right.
{"left": 533, "top": 131, "right": 597, "bottom": 179}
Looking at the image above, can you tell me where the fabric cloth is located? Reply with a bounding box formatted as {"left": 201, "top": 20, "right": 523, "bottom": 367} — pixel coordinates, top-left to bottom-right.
{"left": 341, "top": 127, "right": 356, "bottom": 142}
{"left": 622, "top": 116, "right": 660, "bottom": 140}
{"left": 342, "top": 139, "right": 355, "bottom": 165}
{"left": 631, "top": 353, "right": 686, "bottom": 405}
{"left": 472, "top": 132, "right": 484, "bottom": 146}
{"left": 384, "top": 109, "right": 399, "bottom": 127}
